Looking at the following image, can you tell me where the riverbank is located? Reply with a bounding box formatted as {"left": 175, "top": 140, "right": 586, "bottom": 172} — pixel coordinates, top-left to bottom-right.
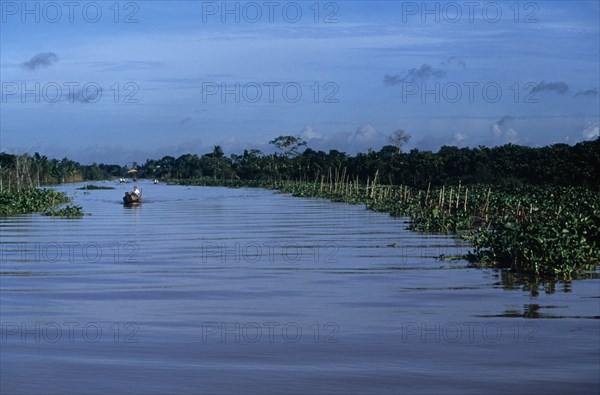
{"left": 175, "top": 178, "right": 599, "bottom": 277}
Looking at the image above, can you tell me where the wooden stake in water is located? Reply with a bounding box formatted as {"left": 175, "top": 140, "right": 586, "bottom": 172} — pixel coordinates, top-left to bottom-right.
{"left": 456, "top": 183, "right": 461, "bottom": 210}
{"left": 371, "top": 170, "right": 379, "bottom": 199}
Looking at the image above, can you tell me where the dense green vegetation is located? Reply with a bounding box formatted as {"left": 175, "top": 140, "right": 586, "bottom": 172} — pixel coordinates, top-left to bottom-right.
{"left": 0, "top": 153, "right": 107, "bottom": 215}
{"left": 137, "top": 138, "right": 599, "bottom": 190}
{"left": 0, "top": 153, "right": 123, "bottom": 190}
{"left": 0, "top": 188, "right": 70, "bottom": 215}
{"left": 2, "top": 137, "right": 598, "bottom": 190}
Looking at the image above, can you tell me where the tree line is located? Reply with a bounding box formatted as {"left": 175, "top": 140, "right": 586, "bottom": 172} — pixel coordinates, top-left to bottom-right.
{"left": 1, "top": 136, "right": 598, "bottom": 192}
{"left": 0, "top": 153, "right": 121, "bottom": 192}
{"left": 137, "top": 136, "right": 600, "bottom": 190}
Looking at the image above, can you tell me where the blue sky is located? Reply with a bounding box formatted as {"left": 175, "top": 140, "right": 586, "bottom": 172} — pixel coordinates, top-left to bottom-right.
{"left": 1, "top": 0, "right": 599, "bottom": 163}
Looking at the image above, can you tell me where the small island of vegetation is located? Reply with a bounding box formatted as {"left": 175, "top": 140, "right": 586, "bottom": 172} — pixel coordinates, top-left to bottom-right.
{"left": 77, "top": 184, "right": 115, "bottom": 190}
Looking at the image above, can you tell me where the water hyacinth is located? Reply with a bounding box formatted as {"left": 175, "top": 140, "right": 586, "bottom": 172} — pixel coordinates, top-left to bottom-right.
{"left": 0, "top": 188, "right": 70, "bottom": 215}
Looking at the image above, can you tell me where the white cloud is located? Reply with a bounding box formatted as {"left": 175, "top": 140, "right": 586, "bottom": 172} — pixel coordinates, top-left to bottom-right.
{"left": 299, "top": 126, "right": 322, "bottom": 140}
{"left": 490, "top": 117, "right": 520, "bottom": 144}
{"left": 348, "top": 124, "right": 377, "bottom": 144}
{"left": 582, "top": 121, "right": 600, "bottom": 140}
{"left": 453, "top": 132, "right": 469, "bottom": 144}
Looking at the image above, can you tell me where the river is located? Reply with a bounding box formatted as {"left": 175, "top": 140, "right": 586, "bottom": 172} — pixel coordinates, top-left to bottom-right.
{"left": 1, "top": 180, "right": 598, "bottom": 394}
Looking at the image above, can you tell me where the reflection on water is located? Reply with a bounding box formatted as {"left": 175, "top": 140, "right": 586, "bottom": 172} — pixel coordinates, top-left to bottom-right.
{"left": 479, "top": 304, "right": 600, "bottom": 319}
{"left": 494, "top": 270, "right": 599, "bottom": 296}
{"left": 1, "top": 180, "right": 599, "bottom": 395}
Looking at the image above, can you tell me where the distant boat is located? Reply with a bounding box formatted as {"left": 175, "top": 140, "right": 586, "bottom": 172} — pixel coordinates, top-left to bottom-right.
{"left": 153, "top": 179, "right": 159, "bottom": 184}
{"left": 123, "top": 192, "right": 141, "bottom": 205}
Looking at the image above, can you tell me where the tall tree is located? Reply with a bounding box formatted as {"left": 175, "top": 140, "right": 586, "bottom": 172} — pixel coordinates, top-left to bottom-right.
{"left": 387, "top": 129, "right": 411, "bottom": 153}
{"left": 269, "top": 135, "right": 307, "bottom": 159}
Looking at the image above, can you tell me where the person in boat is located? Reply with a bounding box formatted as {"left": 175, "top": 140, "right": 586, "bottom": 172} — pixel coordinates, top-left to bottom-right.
{"left": 132, "top": 185, "right": 141, "bottom": 196}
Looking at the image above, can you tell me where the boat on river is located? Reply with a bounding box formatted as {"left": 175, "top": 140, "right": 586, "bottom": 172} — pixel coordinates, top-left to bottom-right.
{"left": 123, "top": 192, "right": 141, "bottom": 205}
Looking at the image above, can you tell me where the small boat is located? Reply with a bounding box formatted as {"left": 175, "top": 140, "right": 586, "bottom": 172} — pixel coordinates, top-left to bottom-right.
{"left": 123, "top": 192, "right": 141, "bottom": 205}
{"left": 153, "top": 179, "right": 159, "bottom": 184}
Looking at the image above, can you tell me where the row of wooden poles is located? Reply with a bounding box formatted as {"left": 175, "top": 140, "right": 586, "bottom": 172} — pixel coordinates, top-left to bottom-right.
{"left": 278, "top": 167, "right": 484, "bottom": 215}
